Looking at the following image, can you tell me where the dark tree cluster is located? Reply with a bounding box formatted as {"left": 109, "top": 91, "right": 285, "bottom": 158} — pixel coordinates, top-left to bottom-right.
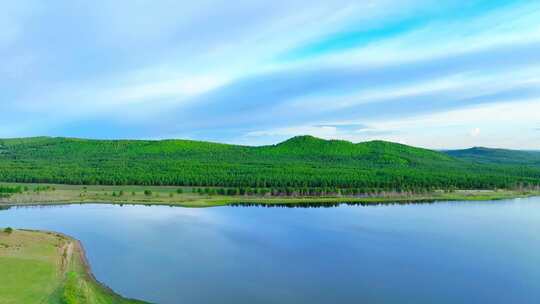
{"left": 0, "top": 185, "right": 22, "bottom": 194}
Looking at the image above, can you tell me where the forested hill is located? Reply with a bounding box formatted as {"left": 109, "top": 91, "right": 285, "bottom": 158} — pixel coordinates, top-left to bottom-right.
{"left": 0, "top": 136, "right": 539, "bottom": 192}
{"left": 445, "top": 147, "right": 540, "bottom": 167}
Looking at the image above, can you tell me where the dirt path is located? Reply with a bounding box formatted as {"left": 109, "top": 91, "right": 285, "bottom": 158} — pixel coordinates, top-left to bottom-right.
{"left": 58, "top": 238, "right": 74, "bottom": 275}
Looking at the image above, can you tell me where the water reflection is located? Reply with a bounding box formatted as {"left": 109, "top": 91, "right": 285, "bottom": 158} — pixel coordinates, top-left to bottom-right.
{"left": 1, "top": 198, "right": 539, "bottom": 304}
{"left": 0, "top": 199, "right": 441, "bottom": 212}
{"left": 229, "top": 200, "right": 438, "bottom": 208}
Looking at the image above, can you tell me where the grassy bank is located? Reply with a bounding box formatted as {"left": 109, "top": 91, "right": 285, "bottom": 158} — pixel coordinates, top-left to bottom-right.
{"left": 0, "top": 182, "right": 538, "bottom": 208}
{"left": 0, "top": 228, "right": 149, "bottom": 304}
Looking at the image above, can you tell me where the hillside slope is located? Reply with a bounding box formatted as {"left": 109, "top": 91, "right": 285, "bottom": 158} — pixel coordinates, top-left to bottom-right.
{"left": 446, "top": 147, "right": 540, "bottom": 166}
{"left": 0, "top": 136, "right": 539, "bottom": 191}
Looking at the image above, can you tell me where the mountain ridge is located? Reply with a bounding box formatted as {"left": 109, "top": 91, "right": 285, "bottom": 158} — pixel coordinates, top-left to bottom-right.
{"left": 1, "top": 135, "right": 539, "bottom": 191}
{"left": 2, "top": 135, "right": 537, "bottom": 152}
{"left": 445, "top": 146, "right": 540, "bottom": 166}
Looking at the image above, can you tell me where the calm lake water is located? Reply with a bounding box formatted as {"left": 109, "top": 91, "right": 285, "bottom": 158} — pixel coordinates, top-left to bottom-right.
{"left": 1, "top": 198, "right": 540, "bottom": 304}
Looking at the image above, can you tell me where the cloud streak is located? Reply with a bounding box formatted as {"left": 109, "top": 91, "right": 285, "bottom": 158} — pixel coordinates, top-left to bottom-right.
{"left": 1, "top": 0, "right": 539, "bottom": 149}
{"left": 158, "top": 41, "right": 540, "bottom": 134}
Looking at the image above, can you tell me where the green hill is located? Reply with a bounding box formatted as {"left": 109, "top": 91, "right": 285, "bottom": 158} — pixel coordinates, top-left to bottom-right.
{"left": 446, "top": 147, "right": 540, "bottom": 167}
{"left": 0, "top": 136, "right": 539, "bottom": 192}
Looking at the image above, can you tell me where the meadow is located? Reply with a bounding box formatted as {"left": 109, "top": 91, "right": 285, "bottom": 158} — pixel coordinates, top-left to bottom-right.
{"left": 0, "top": 228, "right": 148, "bottom": 304}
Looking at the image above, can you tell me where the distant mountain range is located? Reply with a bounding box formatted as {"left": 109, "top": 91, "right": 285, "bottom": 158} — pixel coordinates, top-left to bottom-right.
{"left": 0, "top": 136, "right": 539, "bottom": 191}
{"left": 445, "top": 147, "right": 540, "bottom": 166}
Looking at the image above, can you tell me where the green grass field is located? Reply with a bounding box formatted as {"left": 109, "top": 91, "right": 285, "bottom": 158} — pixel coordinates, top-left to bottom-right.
{"left": 0, "top": 229, "right": 148, "bottom": 304}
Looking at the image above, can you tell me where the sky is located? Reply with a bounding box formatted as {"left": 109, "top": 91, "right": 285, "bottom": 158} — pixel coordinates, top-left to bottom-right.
{"left": 1, "top": 0, "right": 540, "bottom": 149}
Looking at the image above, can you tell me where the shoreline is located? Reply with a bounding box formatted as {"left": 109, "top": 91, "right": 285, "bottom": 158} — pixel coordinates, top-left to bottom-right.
{"left": 0, "top": 228, "right": 149, "bottom": 303}
{"left": 20, "top": 229, "right": 118, "bottom": 295}
{"left": 73, "top": 234, "right": 149, "bottom": 303}
{"left": 1, "top": 189, "right": 539, "bottom": 208}
{"left": 1, "top": 182, "right": 539, "bottom": 208}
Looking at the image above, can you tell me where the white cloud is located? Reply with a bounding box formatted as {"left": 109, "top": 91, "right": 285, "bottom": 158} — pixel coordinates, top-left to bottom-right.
{"left": 246, "top": 125, "right": 339, "bottom": 139}
{"left": 1, "top": 0, "right": 540, "bottom": 149}
{"left": 241, "top": 99, "right": 540, "bottom": 149}
{"left": 469, "top": 128, "right": 481, "bottom": 137}
{"left": 243, "top": 123, "right": 400, "bottom": 145}
{"left": 291, "top": 1, "right": 540, "bottom": 67}
{"left": 364, "top": 99, "right": 540, "bottom": 149}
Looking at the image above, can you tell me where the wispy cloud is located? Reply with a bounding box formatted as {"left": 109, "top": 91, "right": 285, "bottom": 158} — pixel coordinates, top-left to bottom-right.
{"left": 280, "top": 0, "right": 521, "bottom": 61}
{"left": 1, "top": 0, "right": 539, "bottom": 149}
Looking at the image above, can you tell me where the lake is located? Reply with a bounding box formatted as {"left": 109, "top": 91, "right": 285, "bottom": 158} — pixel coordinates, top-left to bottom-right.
{"left": 1, "top": 198, "right": 539, "bottom": 304}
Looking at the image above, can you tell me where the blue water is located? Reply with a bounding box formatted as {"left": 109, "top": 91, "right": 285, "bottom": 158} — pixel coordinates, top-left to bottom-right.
{"left": 1, "top": 198, "right": 539, "bottom": 304}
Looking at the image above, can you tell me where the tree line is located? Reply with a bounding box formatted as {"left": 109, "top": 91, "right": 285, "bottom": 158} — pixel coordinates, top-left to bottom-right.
{"left": 1, "top": 137, "right": 539, "bottom": 193}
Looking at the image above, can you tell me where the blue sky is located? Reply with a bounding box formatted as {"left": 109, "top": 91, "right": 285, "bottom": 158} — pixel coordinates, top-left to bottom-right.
{"left": 1, "top": 0, "right": 540, "bottom": 149}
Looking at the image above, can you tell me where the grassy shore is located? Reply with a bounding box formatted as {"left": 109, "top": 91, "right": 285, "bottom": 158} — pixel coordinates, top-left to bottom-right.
{"left": 0, "top": 228, "right": 148, "bottom": 304}
{"left": 0, "top": 183, "right": 538, "bottom": 208}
